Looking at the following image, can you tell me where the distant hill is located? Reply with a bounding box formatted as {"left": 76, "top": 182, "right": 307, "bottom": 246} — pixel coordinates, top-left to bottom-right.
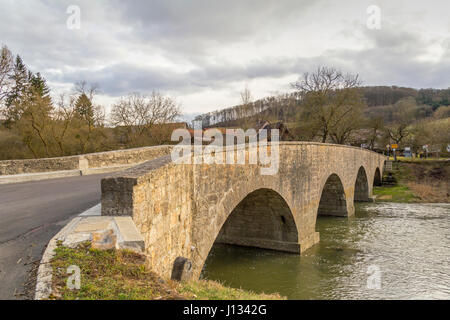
{"left": 194, "top": 93, "right": 300, "bottom": 128}
{"left": 194, "top": 86, "right": 450, "bottom": 128}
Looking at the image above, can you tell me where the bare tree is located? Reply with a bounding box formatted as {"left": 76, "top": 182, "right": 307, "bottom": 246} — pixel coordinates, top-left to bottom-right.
{"left": 15, "top": 89, "right": 54, "bottom": 157}
{"left": 366, "top": 116, "right": 384, "bottom": 150}
{"left": 50, "top": 93, "right": 77, "bottom": 155}
{"left": 240, "top": 85, "right": 252, "bottom": 108}
{"left": 74, "top": 80, "right": 99, "bottom": 102}
{"left": 238, "top": 84, "right": 253, "bottom": 128}
{"left": 329, "top": 105, "right": 364, "bottom": 144}
{"left": 110, "top": 92, "right": 181, "bottom": 147}
{"left": 385, "top": 97, "right": 417, "bottom": 146}
{"left": 291, "top": 66, "right": 365, "bottom": 143}
{"left": 386, "top": 124, "right": 410, "bottom": 146}
{"left": 0, "top": 45, "right": 13, "bottom": 105}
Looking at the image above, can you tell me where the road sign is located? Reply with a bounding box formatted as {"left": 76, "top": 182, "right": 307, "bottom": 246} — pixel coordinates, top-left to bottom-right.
{"left": 391, "top": 144, "right": 398, "bottom": 150}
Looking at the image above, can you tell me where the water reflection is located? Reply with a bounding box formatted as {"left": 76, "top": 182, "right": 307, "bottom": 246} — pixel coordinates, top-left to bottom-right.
{"left": 201, "top": 203, "right": 450, "bottom": 299}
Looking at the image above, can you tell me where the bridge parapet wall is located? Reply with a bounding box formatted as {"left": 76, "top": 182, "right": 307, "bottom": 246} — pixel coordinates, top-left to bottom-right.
{"left": 0, "top": 145, "right": 173, "bottom": 176}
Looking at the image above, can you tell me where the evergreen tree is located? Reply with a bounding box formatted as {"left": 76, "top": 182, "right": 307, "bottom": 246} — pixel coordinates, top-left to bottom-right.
{"left": 4, "top": 55, "right": 30, "bottom": 123}
{"left": 6, "top": 55, "right": 29, "bottom": 104}
{"left": 30, "top": 72, "right": 50, "bottom": 100}
{"left": 74, "top": 93, "right": 94, "bottom": 121}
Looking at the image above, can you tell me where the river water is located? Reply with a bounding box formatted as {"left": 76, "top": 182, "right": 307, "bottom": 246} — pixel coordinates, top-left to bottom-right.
{"left": 201, "top": 203, "right": 450, "bottom": 299}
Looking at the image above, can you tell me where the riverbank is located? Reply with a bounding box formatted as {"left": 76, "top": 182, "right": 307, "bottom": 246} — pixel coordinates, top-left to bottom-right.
{"left": 49, "top": 243, "right": 283, "bottom": 300}
{"left": 373, "top": 159, "right": 449, "bottom": 203}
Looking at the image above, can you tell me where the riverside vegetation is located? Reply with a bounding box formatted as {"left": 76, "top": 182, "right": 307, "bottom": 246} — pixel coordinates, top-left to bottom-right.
{"left": 50, "top": 243, "right": 283, "bottom": 300}
{"left": 373, "top": 158, "right": 449, "bottom": 203}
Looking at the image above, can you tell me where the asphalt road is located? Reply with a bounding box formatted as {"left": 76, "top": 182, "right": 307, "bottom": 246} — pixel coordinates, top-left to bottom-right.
{"left": 0, "top": 173, "right": 109, "bottom": 300}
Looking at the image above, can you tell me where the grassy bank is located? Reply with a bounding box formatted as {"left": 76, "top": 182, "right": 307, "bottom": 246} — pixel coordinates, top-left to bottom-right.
{"left": 373, "top": 159, "right": 449, "bottom": 203}
{"left": 50, "top": 243, "right": 283, "bottom": 300}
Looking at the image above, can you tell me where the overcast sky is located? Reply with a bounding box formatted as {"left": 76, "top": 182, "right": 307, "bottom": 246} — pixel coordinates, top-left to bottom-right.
{"left": 1, "top": 0, "right": 449, "bottom": 116}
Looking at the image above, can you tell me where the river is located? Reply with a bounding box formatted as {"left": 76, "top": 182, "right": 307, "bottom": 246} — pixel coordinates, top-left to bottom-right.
{"left": 201, "top": 202, "right": 450, "bottom": 299}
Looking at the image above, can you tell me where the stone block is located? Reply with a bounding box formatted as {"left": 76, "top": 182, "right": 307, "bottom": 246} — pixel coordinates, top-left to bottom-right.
{"left": 171, "top": 257, "right": 193, "bottom": 282}
{"left": 73, "top": 216, "right": 113, "bottom": 232}
{"left": 62, "top": 232, "right": 92, "bottom": 248}
{"left": 114, "top": 216, "right": 145, "bottom": 252}
{"left": 91, "top": 229, "right": 117, "bottom": 250}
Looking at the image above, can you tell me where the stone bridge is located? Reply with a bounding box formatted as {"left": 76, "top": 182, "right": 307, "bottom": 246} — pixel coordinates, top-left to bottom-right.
{"left": 101, "top": 142, "right": 385, "bottom": 279}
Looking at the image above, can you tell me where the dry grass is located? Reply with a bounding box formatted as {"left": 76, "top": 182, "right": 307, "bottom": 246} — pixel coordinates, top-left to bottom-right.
{"left": 402, "top": 161, "right": 450, "bottom": 202}
{"left": 179, "top": 280, "right": 284, "bottom": 300}
{"left": 50, "top": 243, "right": 283, "bottom": 300}
{"left": 406, "top": 181, "right": 449, "bottom": 203}
{"left": 51, "top": 243, "right": 184, "bottom": 300}
{"left": 376, "top": 160, "right": 449, "bottom": 203}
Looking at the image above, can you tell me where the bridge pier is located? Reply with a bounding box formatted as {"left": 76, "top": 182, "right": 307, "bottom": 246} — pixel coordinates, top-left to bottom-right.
{"left": 298, "top": 232, "right": 320, "bottom": 252}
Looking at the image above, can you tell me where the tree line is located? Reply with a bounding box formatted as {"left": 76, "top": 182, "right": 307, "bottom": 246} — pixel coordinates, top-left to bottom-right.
{"left": 0, "top": 45, "right": 180, "bottom": 160}
{"left": 1, "top": 43, "right": 448, "bottom": 160}
{"left": 210, "top": 67, "right": 449, "bottom": 155}
{"left": 292, "top": 69, "right": 449, "bottom": 153}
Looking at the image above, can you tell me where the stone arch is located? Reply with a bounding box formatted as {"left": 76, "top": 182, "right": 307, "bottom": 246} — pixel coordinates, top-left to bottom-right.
{"left": 193, "top": 186, "right": 300, "bottom": 277}
{"left": 373, "top": 167, "right": 382, "bottom": 186}
{"left": 215, "top": 188, "right": 299, "bottom": 253}
{"left": 317, "top": 174, "right": 348, "bottom": 217}
{"left": 354, "top": 166, "right": 370, "bottom": 202}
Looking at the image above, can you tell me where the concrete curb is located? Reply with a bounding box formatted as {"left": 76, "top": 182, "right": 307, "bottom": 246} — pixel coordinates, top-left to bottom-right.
{"left": 0, "top": 170, "right": 81, "bottom": 185}
{"left": 34, "top": 217, "right": 82, "bottom": 300}
{"left": 34, "top": 204, "right": 144, "bottom": 300}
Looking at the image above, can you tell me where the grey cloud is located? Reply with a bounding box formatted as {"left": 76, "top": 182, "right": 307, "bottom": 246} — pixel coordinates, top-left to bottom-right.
{"left": 111, "top": 0, "right": 321, "bottom": 62}
{"left": 0, "top": 0, "right": 449, "bottom": 111}
{"left": 0, "top": 0, "right": 129, "bottom": 71}
{"left": 54, "top": 57, "right": 308, "bottom": 97}
{"left": 114, "top": 0, "right": 317, "bottom": 42}
{"left": 50, "top": 19, "right": 450, "bottom": 99}
{"left": 324, "top": 22, "right": 450, "bottom": 88}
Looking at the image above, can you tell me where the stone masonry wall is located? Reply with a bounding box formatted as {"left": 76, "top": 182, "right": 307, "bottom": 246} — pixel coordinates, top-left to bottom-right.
{"left": 101, "top": 142, "right": 386, "bottom": 279}
{"left": 0, "top": 156, "right": 80, "bottom": 175}
{"left": 101, "top": 155, "right": 194, "bottom": 277}
{"left": 0, "top": 145, "right": 173, "bottom": 175}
